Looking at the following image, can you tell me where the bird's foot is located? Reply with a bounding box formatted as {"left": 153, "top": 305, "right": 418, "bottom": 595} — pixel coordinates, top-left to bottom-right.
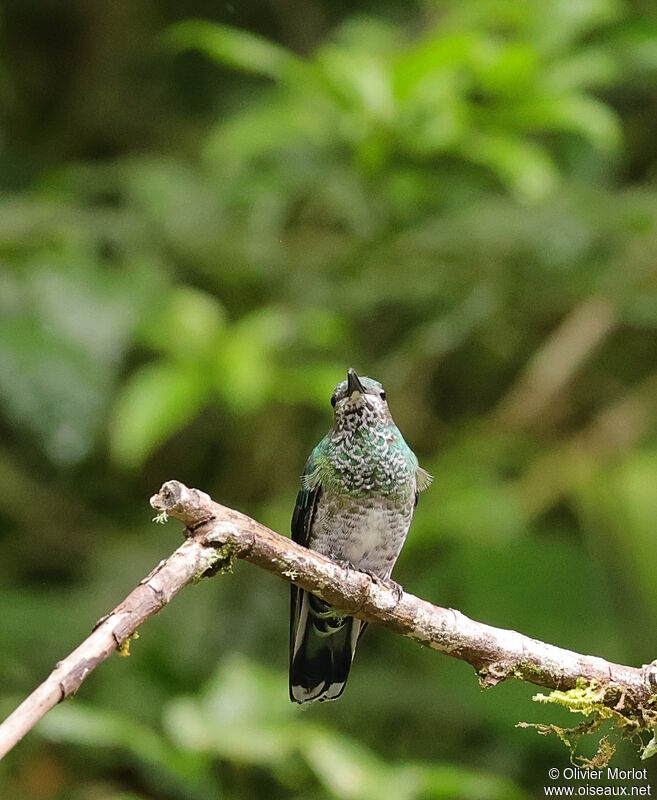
{"left": 362, "top": 571, "right": 404, "bottom": 603}
{"left": 335, "top": 558, "right": 359, "bottom": 572}
{"left": 333, "top": 560, "right": 404, "bottom": 602}
{"left": 385, "top": 578, "right": 404, "bottom": 603}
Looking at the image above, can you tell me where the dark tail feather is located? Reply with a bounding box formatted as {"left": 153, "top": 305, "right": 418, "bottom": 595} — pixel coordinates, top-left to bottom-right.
{"left": 289, "top": 591, "right": 361, "bottom": 703}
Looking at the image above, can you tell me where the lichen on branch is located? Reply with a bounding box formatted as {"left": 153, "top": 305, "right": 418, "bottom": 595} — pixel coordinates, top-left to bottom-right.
{"left": 518, "top": 677, "right": 657, "bottom": 766}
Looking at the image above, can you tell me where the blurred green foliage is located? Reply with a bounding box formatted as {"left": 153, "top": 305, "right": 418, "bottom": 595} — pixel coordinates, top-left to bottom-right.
{"left": 2, "top": 0, "right": 657, "bottom": 797}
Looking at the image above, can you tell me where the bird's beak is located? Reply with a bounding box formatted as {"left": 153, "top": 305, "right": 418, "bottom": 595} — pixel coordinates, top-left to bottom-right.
{"left": 347, "top": 368, "right": 366, "bottom": 397}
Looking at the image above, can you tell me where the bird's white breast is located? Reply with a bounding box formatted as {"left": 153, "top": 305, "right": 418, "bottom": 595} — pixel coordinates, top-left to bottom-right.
{"left": 310, "top": 491, "right": 415, "bottom": 578}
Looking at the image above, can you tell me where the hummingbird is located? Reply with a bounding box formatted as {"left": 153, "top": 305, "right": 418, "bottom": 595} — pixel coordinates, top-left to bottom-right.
{"left": 289, "top": 368, "right": 432, "bottom": 703}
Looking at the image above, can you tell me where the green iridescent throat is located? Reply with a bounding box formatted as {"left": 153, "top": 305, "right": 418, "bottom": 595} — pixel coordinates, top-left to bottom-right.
{"left": 305, "top": 422, "right": 418, "bottom": 498}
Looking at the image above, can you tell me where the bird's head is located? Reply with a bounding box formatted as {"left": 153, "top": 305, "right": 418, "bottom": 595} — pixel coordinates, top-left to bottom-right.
{"left": 330, "top": 368, "right": 391, "bottom": 428}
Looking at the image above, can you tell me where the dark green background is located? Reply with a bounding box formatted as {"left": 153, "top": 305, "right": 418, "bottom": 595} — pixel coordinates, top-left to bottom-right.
{"left": 2, "top": 1, "right": 657, "bottom": 797}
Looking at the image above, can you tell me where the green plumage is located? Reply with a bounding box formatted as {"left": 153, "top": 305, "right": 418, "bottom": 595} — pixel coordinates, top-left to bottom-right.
{"left": 289, "top": 369, "right": 431, "bottom": 703}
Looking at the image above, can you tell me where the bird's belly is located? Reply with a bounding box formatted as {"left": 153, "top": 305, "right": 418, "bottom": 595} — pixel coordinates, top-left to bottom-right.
{"left": 310, "top": 495, "right": 414, "bottom": 578}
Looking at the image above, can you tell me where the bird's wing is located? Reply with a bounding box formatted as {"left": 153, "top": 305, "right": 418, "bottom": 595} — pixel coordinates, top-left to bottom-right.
{"left": 291, "top": 454, "right": 321, "bottom": 548}
{"left": 290, "top": 451, "right": 322, "bottom": 651}
{"left": 415, "top": 465, "right": 433, "bottom": 507}
{"left": 289, "top": 450, "right": 359, "bottom": 702}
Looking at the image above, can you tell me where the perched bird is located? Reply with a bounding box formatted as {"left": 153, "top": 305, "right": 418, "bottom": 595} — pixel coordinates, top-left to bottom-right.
{"left": 289, "top": 368, "right": 432, "bottom": 703}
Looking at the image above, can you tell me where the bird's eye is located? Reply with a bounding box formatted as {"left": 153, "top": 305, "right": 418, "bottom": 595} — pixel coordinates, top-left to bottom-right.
{"left": 380, "top": 390, "right": 386, "bottom": 400}
{"left": 330, "top": 395, "right": 337, "bottom": 407}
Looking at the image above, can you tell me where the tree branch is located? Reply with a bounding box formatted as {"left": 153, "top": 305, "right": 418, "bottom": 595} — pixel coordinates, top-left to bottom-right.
{"left": 1, "top": 479, "right": 656, "bottom": 760}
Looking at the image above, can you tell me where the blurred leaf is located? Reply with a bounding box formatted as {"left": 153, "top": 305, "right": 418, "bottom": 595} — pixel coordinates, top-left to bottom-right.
{"left": 40, "top": 703, "right": 184, "bottom": 772}
{"left": 462, "top": 133, "right": 560, "bottom": 202}
{"left": 139, "top": 285, "right": 226, "bottom": 360}
{"left": 0, "top": 255, "right": 159, "bottom": 464}
{"left": 109, "top": 363, "right": 210, "bottom": 468}
{"left": 164, "top": 656, "right": 297, "bottom": 764}
{"left": 37, "top": 702, "right": 217, "bottom": 798}
{"left": 301, "top": 732, "right": 419, "bottom": 800}
{"left": 214, "top": 307, "right": 294, "bottom": 412}
{"left": 165, "top": 19, "right": 302, "bottom": 80}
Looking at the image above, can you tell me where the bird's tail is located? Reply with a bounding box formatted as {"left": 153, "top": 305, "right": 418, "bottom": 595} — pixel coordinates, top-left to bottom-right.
{"left": 289, "top": 590, "right": 362, "bottom": 703}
